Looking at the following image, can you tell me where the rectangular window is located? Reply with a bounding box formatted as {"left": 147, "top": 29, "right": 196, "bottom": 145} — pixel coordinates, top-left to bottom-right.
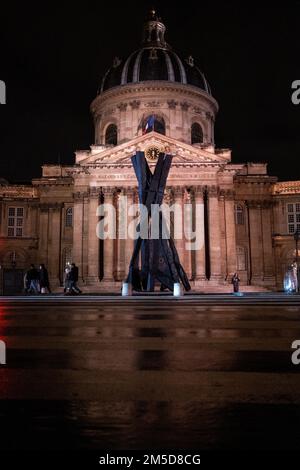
{"left": 287, "top": 203, "right": 300, "bottom": 234}
{"left": 7, "top": 207, "right": 24, "bottom": 237}
{"left": 7, "top": 228, "right": 14, "bottom": 237}
{"left": 8, "top": 207, "right": 15, "bottom": 217}
{"left": 16, "top": 208, "right": 24, "bottom": 217}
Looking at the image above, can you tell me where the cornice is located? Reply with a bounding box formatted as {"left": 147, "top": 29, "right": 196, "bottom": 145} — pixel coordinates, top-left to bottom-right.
{"left": 0, "top": 186, "right": 38, "bottom": 199}
{"left": 235, "top": 176, "right": 278, "bottom": 185}
{"left": 273, "top": 181, "right": 300, "bottom": 195}
{"left": 91, "top": 81, "right": 219, "bottom": 115}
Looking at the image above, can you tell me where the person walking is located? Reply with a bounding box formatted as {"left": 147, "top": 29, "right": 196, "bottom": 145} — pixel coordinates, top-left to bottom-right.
{"left": 69, "top": 263, "right": 81, "bottom": 294}
{"left": 27, "top": 264, "right": 40, "bottom": 294}
{"left": 64, "top": 262, "right": 72, "bottom": 294}
{"left": 39, "top": 264, "right": 51, "bottom": 294}
{"left": 231, "top": 272, "right": 240, "bottom": 294}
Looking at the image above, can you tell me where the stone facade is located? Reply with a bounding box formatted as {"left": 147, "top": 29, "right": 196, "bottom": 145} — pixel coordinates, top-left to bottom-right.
{"left": 0, "top": 13, "right": 299, "bottom": 294}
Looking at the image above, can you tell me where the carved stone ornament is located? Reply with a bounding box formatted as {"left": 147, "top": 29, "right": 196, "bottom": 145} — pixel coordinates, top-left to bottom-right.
{"left": 145, "top": 101, "right": 161, "bottom": 108}
{"left": 130, "top": 100, "right": 141, "bottom": 109}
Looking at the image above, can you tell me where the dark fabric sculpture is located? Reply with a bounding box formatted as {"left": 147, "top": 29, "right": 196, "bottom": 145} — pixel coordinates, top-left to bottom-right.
{"left": 126, "top": 151, "right": 191, "bottom": 292}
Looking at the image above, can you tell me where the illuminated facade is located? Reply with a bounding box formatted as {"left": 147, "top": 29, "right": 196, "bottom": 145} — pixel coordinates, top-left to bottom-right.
{"left": 0, "top": 12, "right": 298, "bottom": 294}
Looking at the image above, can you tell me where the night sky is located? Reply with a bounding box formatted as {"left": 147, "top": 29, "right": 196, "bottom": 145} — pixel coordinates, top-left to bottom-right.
{"left": 1, "top": 1, "right": 300, "bottom": 183}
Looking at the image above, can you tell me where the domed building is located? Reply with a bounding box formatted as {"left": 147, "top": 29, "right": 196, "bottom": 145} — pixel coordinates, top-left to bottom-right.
{"left": 92, "top": 10, "right": 215, "bottom": 149}
{"left": 0, "top": 10, "right": 299, "bottom": 294}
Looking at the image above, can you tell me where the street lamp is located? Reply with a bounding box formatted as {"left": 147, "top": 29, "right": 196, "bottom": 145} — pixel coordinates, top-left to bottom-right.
{"left": 294, "top": 229, "right": 300, "bottom": 292}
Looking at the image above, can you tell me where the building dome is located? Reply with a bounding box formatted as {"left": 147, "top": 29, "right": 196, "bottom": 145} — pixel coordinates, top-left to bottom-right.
{"left": 99, "top": 10, "right": 211, "bottom": 95}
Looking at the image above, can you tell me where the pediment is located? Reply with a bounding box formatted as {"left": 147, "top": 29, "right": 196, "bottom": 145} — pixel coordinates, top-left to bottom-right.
{"left": 78, "top": 132, "right": 231, "bottom": 166}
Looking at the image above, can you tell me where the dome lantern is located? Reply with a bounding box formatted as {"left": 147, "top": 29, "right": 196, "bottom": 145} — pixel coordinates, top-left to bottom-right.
{"left": 142, "top": 9, "right": 168, "bottom": 49}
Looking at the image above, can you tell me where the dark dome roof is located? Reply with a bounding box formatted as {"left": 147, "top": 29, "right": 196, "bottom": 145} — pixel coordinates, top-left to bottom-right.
{"left": 99, "top": 10, "right": 211, "bottom": 95}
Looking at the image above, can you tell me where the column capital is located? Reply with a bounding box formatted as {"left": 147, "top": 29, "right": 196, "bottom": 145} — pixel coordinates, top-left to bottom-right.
{"left": 39, "top": 203, "right": 50, "bottom": 213}
{"left": 115, "top": 187, "right": 127, "bottom": 198}
{"left": 246, "top": 199, "right": 262, "bottom": 209}
{"left": 124, "top": 186, "right": 136, "bottom": 195}
{"left": 247, "top": 199, "right": 274, "bottom": 209}
{"left": 129, "top": 100, "right": 140, "bottom": 109}
{"left": 184, "top": 188, "right": 193, "bottom": 203}
{"left": 89, "top": 186, "right": 101, "bottom": 199}
{"left": 180, "top": 101, "right": 190, "bottom": 111}
{"left": 219, "top": 188, "right": 235, "bottom": 201}
{"left": 207, "top": 185, "right": 219, "bottom": 197}
{"left": 50, "top": 203, "right": 63, "bottom": 212}
{"left": 102, "top": 187, "right": 115, "bottom": 198}
{"left": 193, "top": 185, "right": 205, "bottom": 199}
{"left": 167, "top": 99, "right": 178, "bottom": 109}
{"left": 117, "top": 103, "right": 127, "bottom": 112}
{"left": 173, "top": 186, "right": 184, "bottom": 198}
{"left": 164, "top": 187, "right": 173, "bottom": 205}
{"left": 261, "top": 200, "right": 274, "bottom": 209}
{"left": 39, "top": 202, "right": 62, "bottom": 212}
{"left": 74, "top": 190, "right": 88, "bottom": 202}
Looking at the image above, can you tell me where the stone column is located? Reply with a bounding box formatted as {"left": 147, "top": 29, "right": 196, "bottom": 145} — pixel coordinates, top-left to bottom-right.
{"left": 262, "top": 201, "right": 275, "bottom": 285}
{"left": 115, "top": 188, "right": 126, "bottom": 281}
{"left": 247, "top": 200, "right": 264, "bottom": 284}
{"left": 208, "top": 186, "right": 222, "bottom": 282}
{"left": 130, "top": 100, "right": 140, "bottom": 137}
{"left": 194, "top": 186, "right": 206, "bottom": 281}
{"left": 164, "top": 186, "right": 173, "bottom": 239}
{"left": 38, "top": 204, "right": 49, "bottom": 267}
{"left": 73, "top": 192, "right": 84, "bottom": 281}
{"left": 211, "top": 115, "right": 215, "bottom": 145}
{"left": 87, "top": 187, "right": 100, "bottom": 284}
{"left": 49, "top": 204, "right": 62, "bottom": 287}
{"left": 173, "top": 186, "right": 185, "bottom": 268}
{"left": 102, "top": 187, "right": 115, "bottom": 282}
{"left": 218, "top": 191, "right": 227, "bottom": 279}
{"left": 124, "top": 187, "right": 137, "bottom": 276}
{"left": 167, "top": 100, "right": 177, "bottom": 138}
{"left": 180, "top": 102, "right": 190, "bottom": 144}
{"left": 183, "top": 188, "right": 193, "bottom": 279}
{"left": 118, "top": 103, "right": 128, "bottom": 143}
{"left": 224, "top": 190, "right": 237, "bottom": 279}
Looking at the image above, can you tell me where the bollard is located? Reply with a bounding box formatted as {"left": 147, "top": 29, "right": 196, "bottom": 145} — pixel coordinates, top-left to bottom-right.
{"left": 0, "top": 80, "right": 6, "bottom": 104}
{"left": 122, "top": 282, "right": 132, "bottom": 296}
{"left": 173, "top": 282, "right": 182, "bottom": 297}
{"left": 0, "top": 340, "right": 6, "bottom": 365}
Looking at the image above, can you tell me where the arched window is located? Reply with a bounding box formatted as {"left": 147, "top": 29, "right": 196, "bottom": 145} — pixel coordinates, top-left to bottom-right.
{"left": 105, "top": 124, "right": 118, "bottom": 146}
{"left": 235, "top": 204, "right": 244, "bottom": 225}
{"left": 62, "top": 247, "right": 72, "bottom": 269}
{"left": 65, "top": 207, "right": 73, "bottom": 227}
{"left": 237, "top": 246, "right": 247, "bottom": 271}
{"left": 191, "top": 122, "right": 204, "bottom": 144}
{"left": 142, "top": 115, "right": 166, "bottom": 135}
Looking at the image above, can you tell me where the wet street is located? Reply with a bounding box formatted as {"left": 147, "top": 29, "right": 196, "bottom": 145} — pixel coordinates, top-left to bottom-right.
{"left": 0, "top": 294, "right": 300, "bottom": 450}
